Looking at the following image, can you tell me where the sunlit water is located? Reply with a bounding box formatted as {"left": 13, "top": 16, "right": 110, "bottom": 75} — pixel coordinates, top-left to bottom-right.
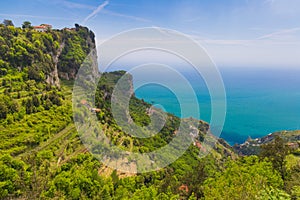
{"left": 133, "top": 67, "right": 300, "bottom": 145}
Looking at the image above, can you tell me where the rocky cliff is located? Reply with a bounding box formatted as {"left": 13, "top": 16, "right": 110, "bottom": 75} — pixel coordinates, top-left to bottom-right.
{"left": 0, "top": 23, "right": 96, "bottom": 87}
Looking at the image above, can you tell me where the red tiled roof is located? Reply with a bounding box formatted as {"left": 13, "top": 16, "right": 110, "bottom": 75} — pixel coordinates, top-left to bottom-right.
{"left": 195, "top": 141, "right": 202, "bottom": 148}
{"left": 179, "top": 184, "right": 189, "bottom": 193}
{"left": 33, "top": 26, "right": 46, "bottom": 29}
{"left": 80, "top": 99, "right": 87, "bottom": 105}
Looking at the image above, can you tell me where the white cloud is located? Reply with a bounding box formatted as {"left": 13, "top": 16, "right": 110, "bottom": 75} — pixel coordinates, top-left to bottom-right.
{"left": 257, "top": 27, "right": 300, "bottom": 42}
{"left": 83, "top": 1, "right": 109, "bottom": 24}
{"left": 38, "top": 0, "right": 96, "bottom": 10}
{"left": 0, "top": 13, "right": 73, "bottom": 21}
{"left": 96, "top": 27, "right": 300, "bottom": 68}
{"left": 267, "top": 0, "right": 300, "bottom": 16}
{"left": 50, "top": 0, "right": 150, "bottom": 24}
{"left": 102, "top": 10, "right": 151, "bottom": 23}
{"left": 196, "top": 30, "right": 300, "bottom": 67}
{"left": 59, "top": 0, "right": 96, "bottom": 10}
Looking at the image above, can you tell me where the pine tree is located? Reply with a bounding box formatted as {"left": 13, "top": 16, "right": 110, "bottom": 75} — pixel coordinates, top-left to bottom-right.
{"left": 260, "top": 135, "right": 290, "bottom": 180}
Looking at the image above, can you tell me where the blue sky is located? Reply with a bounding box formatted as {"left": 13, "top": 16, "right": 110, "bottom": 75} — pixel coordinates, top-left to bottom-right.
{"left": 0, "top": 0, "right": 300, "bottom": 67}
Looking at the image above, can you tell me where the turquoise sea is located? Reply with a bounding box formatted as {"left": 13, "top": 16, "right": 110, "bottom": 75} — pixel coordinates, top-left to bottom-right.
{"left": 133, "top": 67, "right": 300, "bottom": 145}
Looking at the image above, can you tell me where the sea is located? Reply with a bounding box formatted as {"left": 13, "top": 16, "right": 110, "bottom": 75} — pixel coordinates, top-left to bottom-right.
{"left": 131, "top": 67, "right": 300, "bottom": 145}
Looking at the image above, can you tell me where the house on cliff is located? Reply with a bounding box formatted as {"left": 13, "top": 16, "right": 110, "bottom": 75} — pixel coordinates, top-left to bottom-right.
{"left": 33, "top": 24, "right": 52, "bottom": 32}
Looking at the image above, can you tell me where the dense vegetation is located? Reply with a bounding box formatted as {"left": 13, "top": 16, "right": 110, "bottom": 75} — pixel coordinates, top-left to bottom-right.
{"left": 0, "top": 20, "right": 300, "bottom": 199}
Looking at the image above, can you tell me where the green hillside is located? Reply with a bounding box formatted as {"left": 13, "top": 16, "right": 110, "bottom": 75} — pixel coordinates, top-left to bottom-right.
{"left": 0, "top": 21, "right": 300, "bottom": 199}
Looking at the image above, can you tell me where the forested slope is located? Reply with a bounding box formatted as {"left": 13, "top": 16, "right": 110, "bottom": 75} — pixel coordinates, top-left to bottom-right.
{"left": 0, "top": 22, "right": 300, "bottom": 199}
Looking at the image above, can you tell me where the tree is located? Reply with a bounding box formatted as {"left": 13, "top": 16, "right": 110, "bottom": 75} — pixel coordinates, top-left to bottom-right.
{"left": 2, "top": 79, "right": 6, "bottom": 86}
{"left": 22, "top": 21, "right": 32, "bottom": 29}
{"left": 0, "top": 68, "right": 7, "bottom": 76}
{"left": 0, "top": 154, "right": 30, "bottom": 198}
{"left": 32, "top": 95, "right": 40, "bottom": 107}
{"left": 3, "top": 19, "right": 14, "bottom": 27}
{"left": 182, "top": 160, "right": 208, "bottom": 198}
{"left": 285, "top": 162, "right": 300, "bottom": 197}
{"left": 44, "top": 99, "right": 52, "bottom": 110}
{"left": 260, "top": 135, "right": 290, "bottom": 180}
{"left": 0, "top": 101, "right": 8, "bottom": 119}
{"left": 203, "top": 156, "right": 287, "bottom": 199}
{"left": 25, "top": 98, "right": 34, "bottom": 114}
{"left": 111, "top": 170, "right": 119, "bottom": 186}
{"left": 130, "top": 186, "right": 158, "bottom": 200}
{"left": 9, "top": 100, "right": 19, "bottom": 113}
{"left": 28, "top": 65, "right": 43, "bottom": 82}
{"left": 75, "top": 23, "right": 80, "bottom": 31}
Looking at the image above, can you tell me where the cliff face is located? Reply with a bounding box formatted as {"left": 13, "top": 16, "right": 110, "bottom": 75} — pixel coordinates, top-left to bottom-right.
{"left": 46, "top": 41, "right": 64, "bottom": 86}
{"left": 57, "top": 25, "right": 96, "bottom": 81}
{"left": 0, "top": 24, "right": 96, "bottom": 87}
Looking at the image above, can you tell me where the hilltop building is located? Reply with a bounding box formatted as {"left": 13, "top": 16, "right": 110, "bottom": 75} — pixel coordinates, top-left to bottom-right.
{"left": 33, "top": 24, "right": 52, "bottom": 32}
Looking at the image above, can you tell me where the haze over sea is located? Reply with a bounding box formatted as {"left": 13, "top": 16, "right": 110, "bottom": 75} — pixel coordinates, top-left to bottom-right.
{"left": 133, "top": 67, "right": 300, "bottom": 145}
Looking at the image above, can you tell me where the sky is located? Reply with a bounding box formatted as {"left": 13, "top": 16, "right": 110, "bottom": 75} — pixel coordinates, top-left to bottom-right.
{"left": 0, "top": 0, "right": 300, "bottom": 68}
